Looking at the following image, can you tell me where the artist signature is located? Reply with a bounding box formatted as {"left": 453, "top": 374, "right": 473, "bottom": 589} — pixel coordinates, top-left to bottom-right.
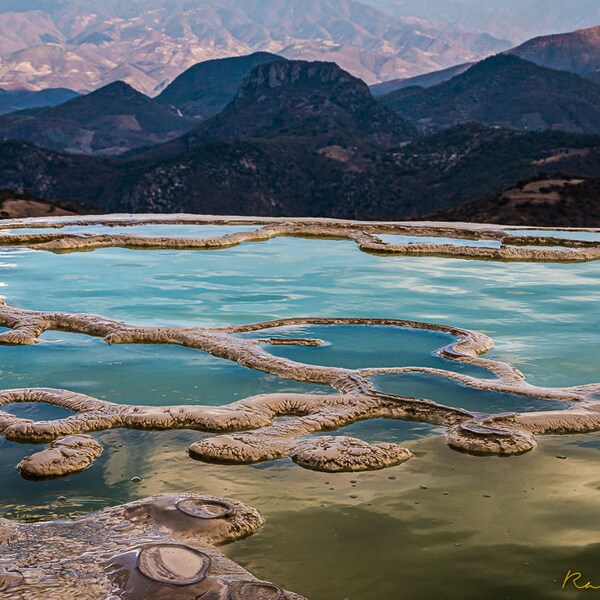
{"left": 563, "top": 570, "right": 600, "bottom": 590}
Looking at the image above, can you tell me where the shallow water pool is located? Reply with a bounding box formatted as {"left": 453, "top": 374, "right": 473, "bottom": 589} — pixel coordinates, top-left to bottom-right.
{"left": 0, "top": 228, "right": 597, "bottom": 600}
{"left": 0, "top": 224, "right": 259, "bottom": 237}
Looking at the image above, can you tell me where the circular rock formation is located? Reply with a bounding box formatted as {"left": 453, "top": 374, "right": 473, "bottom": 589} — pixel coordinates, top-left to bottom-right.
{"left": 290, "top": 436, "right": 413, "bottom": 472}
{"left": 137, "top": 543, "right": 211, "bottom": 586}
{"left": 446, "top": 422, "right": 537, "bottom": 455}
{"left": 0, "top": 493, "right": 305, "bottom": 600}
{"left": 176, "top": 498, "right": 235, "bottom": 520}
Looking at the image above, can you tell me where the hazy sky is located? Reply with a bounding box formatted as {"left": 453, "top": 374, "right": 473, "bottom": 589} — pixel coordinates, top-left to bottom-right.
{"left": 365, "top": 0, "right": 600, "bottom": 41}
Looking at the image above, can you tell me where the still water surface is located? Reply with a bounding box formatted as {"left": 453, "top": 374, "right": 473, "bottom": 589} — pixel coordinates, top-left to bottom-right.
{"left": 0, "top": 232, "right": 598, "bottom": 599}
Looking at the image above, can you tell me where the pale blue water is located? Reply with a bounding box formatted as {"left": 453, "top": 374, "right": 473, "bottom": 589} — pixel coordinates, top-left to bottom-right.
{"left": 0, "top": 224, "right": 258, "bottom": 237}
{"left": 0, "top": 331, "right": 322, "bottom": 407}
{"left": 241, "top": 324, "right": 492, "bottom": 377}
{"left": 0, "top": 230, "right": 598, "bottom": 600}
{"left": 379, "top": 234, "right": 501, "bottom": 248}
{"left": 507, "top": 229, "right": 600, "bottom": 242}
{"left": 378, "top": 234, "right": 572, "bottom": 251}
{"left": 1, "top": 239, "right": 597, "bottom": 387}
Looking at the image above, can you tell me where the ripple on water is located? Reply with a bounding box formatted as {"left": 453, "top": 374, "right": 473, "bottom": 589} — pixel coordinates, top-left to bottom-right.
{"left": 242, "top": 324, "right": 495, "bottom": 378}
{"left": 0, "top": 331, "right": 325, "bottom": 407}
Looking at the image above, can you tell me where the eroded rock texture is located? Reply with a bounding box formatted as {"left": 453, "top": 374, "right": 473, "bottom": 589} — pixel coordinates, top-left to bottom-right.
{"left": 0, "top": 493, "right": 305, "bottom": 599}
{"left": 0, "top": 299, "right": 597, "bottom": 478}
{"left": 17, "top": 435, "right": 102, "bottom": 479}
{"left": 0, "top": 216, "right": 597, "bottom": 478}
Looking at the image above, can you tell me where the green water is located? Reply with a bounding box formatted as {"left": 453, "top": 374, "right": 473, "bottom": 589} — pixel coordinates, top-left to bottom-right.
{"left": 0, "top": 232, "right": 598, "bottom": 599}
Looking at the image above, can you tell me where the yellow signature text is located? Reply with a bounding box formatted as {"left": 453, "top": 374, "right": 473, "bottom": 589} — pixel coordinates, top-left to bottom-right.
{"left": 563, "top": 570, "right": 600, "bottom": 590}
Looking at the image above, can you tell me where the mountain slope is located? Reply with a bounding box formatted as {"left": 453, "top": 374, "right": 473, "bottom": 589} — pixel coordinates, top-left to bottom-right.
{"left": 0, "top": 87, "right": 79, "bottom": 116}
{"left": 156, "top": 52, "right": 284, "bottom": 120}
{"left": 428, "top": 176, "right": 600, "bottom": 227}
{"left": 370, "top": 62, "right": 473, "bottom": 96}
{"left": 191, "top": 60, "right": 416, "bottom": 146}
{"left": 0, "top": 81, "right": 197, "bottom": 154}
{"left": 3, "top": 124, "right": 600, "bottom": 221}
{"left": 508, "top": 25, "right": 600, "bottom": 81}
{"left": 381, "top": 54, "right": 600, "bottom": 134}
{"left": 0, "top": 0, "right": 510, "bottom": 93}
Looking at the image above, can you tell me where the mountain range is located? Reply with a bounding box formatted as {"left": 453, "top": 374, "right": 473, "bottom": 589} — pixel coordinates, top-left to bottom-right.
{"left": 1, "top": 57, "right": 600, "bottom": 223}
{"left": 366, "top": 0, "right": 600, "bottom": 45}
{"left": 381, "top": 54, "right": 600, "bottom": 134}
{"left": 0, "top": 0, "right": 510, "bottom": 94}
{"left": 0, "top": 81, "right": 196, "bottom": 155}
{"left": 0, "top": 21, "right": 600, "bottom": 224}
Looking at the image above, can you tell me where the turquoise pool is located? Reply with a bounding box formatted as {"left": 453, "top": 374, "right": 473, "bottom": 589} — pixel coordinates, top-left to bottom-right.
{"left": 0, "top": 230, "right": 597, "bottom": 600}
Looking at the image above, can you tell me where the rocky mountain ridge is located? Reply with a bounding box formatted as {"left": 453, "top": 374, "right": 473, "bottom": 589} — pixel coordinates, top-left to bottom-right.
{"left": 0, "top": 0, "right": 509, "bottom": 94}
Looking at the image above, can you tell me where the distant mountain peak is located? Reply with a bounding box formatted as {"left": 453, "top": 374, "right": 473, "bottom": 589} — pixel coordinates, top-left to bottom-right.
{"left": 92, "top": 80, "right": 141, "bottom": 96}
{"left": 508, "top": 25, "right": 600, "bottom": 81}
{"left": 233, "top": 60, "right": 372, "bottom": 107}
{"left": 156, "top": 51, "right": 284, "bottom": 119}
{"left": 179, "top": 59, "right": 416, "bottom": 151}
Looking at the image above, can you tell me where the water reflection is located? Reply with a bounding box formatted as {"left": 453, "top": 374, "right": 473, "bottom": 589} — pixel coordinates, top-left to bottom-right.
{"left": 2, "top": 428, "right": 597, "bottom": 599}
{"left": 244, "top": 324, "right": 493, "bottom": 377}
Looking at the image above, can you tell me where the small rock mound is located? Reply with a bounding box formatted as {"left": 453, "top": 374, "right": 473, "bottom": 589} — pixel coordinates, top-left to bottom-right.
{"left": 447, "top": 422, "right": 536, "bottom": 455}
{"left": 17, "top": 434, "right": 102, "bottom": 479}
{"left": 290, "top": 435, "right": 412, "bottom": 472}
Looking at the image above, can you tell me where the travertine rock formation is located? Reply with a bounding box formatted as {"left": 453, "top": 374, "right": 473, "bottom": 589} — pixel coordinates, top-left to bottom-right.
{"left": 0, "top": 493, "right": 305, "bottom": 599}
{"left": 0, "top": 297, "right": 597, "bottom": 478}
{"left": 0, "top": 215, "right": 598, "bottom": 262}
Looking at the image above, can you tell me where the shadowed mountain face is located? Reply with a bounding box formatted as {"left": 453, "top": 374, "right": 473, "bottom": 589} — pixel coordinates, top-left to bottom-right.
{"left": 0, "top": 0, "right": 510, "bottom": 94}
{"left": 381, "top": 55, "right": 600, "bottom": 134}
{"left": 189, "top": 60, "right": 416, "bottom": 147}
{"left": 156, "top": 52, "right": 284, "bottom": 120}
{"left": 429, "top": 177, "right": 600, "bottom": 227}
{"left": 0, "top": 88, "right": 79, "bottom": 116}
{"left": 370, "top": 62, "right": 473, "bottom": 96}
{"left": 0, "top": 81, "right": 197, "bottom": 155}
{"left": 508, "top": 25, "right": 600, "bottom": 81}
{"left": 2, "top": 123, "right": 600, "bottom": 221}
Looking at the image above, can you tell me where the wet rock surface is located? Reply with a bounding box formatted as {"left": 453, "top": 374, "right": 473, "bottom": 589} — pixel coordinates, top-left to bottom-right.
{"left": 0, "top": 493, "right": 305, "bottom": 600}
{"left": 17, "top": 434, "right": 102, "bottom": 479}
{"left": 0, "top": 294, "right": 595, "bottom": 477}
{"left": 290, "top": 436, "right": 413, "bottom": 472}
